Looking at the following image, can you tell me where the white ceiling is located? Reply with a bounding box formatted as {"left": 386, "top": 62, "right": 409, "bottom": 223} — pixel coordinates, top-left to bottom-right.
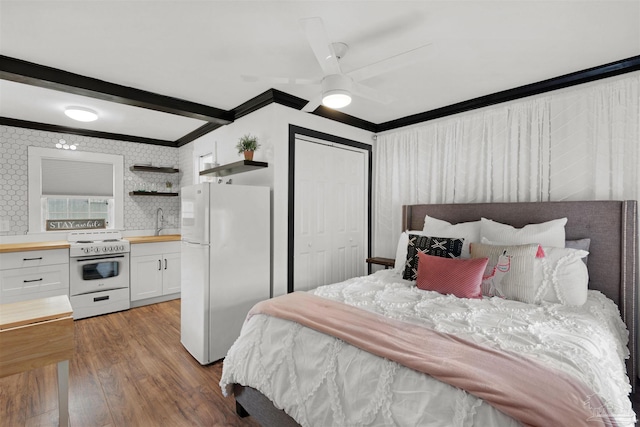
{"left": 1, "top": 0, "right": 639, "bottom": 142}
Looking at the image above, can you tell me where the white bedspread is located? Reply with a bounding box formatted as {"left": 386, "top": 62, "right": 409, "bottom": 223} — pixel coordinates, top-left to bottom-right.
{"left": 221, "top": 270, "right": 635, "bottom": 427}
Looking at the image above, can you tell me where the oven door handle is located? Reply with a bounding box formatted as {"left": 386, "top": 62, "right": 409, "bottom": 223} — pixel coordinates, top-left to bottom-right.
{"left": 76, "top": 255, "right": 126, "bottom": 262}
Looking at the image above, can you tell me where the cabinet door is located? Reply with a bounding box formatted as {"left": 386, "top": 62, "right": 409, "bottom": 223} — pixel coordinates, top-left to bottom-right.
{"left": 130, "top": 255, "right": 163, "bottom": 301}
{"left": 162, "top": 252, "right": 181, "bottom": 295}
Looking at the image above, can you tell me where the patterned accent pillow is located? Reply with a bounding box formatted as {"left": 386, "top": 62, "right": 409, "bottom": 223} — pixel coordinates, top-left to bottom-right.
{"left": 423, "top": 215, "right": 481, "bottom": 258}
{"left": 416, "top": 252, "right": 488, "bottom": 299}
{"left": 470, "top": 242, "right": 540, "bottom": 303}
{"left": 393, "top": 230, "right": 424, "bottom": 272}
{"left": 402, "top": 235, "right": 464, "bottom": 281}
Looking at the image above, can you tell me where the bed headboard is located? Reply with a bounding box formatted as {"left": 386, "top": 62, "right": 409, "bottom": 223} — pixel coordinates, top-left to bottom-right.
{"left": 402, "top": 200, "right": 638, "bottom": 387}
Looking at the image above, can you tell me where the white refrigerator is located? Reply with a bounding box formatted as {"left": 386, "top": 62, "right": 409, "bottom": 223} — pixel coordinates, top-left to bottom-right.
{"left": 180, "top": 182, "right": 270, "bottom": 364}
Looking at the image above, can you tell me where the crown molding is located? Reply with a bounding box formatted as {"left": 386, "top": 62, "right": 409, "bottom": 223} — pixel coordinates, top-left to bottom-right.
{"left": 377, "top": 55, "right": 640, "bottom": 133}
{"left": 2, "top": 55, "right": 639, "bottom": 145}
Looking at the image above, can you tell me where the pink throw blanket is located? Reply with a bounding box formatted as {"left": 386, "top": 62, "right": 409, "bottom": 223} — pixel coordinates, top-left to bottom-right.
{"left": 248, "top": 292, "right": 616, "bottom": 427}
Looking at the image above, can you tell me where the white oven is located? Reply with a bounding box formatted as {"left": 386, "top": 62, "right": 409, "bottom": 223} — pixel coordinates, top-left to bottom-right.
{"left": 70, "top": 253, "right": 129, "bottom": 296}
{"left": 68, "top": 230, "right": 131, "bottom": 319}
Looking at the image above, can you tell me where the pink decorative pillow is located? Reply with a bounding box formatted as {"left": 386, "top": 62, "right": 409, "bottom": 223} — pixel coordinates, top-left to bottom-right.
{"left": 416, "top": 252, "right": 488, "bottom": 299}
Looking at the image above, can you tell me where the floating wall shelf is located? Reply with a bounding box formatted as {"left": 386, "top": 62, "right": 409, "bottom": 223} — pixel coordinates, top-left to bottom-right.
{"left": 129, "top": 191, "right": 179, "bottom": 197}
{"left": 130, "top": 165, "right": 179, "bottom": 173}
{"left": 199, "top": 160, "right": 268, "bottom": 177}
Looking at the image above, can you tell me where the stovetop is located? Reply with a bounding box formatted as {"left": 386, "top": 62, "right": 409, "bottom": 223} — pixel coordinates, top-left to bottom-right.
{"left": 68, "top": 230, "right": 130, "bottom": 256}
{"left": 68, "top": 230, "right": 124, "bottom": 243}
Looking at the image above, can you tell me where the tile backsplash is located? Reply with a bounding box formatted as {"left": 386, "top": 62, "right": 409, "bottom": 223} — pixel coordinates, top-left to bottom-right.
{"left": 0, "top": 125, "right": 180, "bottom": 236}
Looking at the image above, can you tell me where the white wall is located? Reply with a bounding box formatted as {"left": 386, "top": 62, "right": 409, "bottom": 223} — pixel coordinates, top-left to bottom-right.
{"left": 179, "top": 103, "right": 373, "bottom": 297}
{"left": 0, "top": 126, "right": 180, "bottom": 242}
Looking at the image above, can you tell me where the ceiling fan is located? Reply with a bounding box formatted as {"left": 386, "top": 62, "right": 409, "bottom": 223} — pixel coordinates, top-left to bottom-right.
{"left": 243, "top": 17, "right": 433, "bottom": 112}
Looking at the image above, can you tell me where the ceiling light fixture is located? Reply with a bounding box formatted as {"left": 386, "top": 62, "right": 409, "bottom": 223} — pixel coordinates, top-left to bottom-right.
{"left": 55, "top": 138, "right": 76, "bottom": 150}
{"left": 321, "top": 74, "right": 352, "bottom": 109}
{"left": 64, "top": 106, "right": 98, "bottom": 122}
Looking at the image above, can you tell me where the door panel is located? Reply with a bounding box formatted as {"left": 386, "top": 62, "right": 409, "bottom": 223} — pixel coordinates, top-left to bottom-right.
{"left": 294, "top": 139, "right": 366, "bottom": 291}
{"left": 130, "top": 254, "right": 163, "bottom": 301}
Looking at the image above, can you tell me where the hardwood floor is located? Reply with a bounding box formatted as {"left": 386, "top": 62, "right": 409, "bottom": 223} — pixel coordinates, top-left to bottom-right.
{"left": 0, "top": 299, "right": 260, "bottom": 427}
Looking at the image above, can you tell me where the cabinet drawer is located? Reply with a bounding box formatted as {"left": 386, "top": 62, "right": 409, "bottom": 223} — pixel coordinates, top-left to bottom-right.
{"left": 0, "top": 249, "right": 69, "bottom": 270}
{"left": 0, "top": 264, "right": 69, "bottom": 304}
{"left": 70, "top": 288, "right": 130, "bottom": 319}
{"left": 130, "top": 241, "right": 180, "bottom": 257}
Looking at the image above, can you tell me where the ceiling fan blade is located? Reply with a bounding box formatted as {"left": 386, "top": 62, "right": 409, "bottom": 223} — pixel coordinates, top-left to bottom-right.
{"left": 241, "top": 74, "right": 318, "bottom": 85}
{"left": 300, "top": 17, "right": 342, "bottom": 76}
{"left": 347, "top": 43, "right": 434, "bottom": 82}
{"left": 352, "top": 81, "right": 393, "bottom": 105}
{"left": 302, "top": 94, "right": 323, "bottom": 112}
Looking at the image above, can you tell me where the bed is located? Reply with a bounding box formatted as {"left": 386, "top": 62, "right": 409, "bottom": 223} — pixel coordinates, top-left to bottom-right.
{"left": 221, "top": 200, "right": 638, "bottom": 427}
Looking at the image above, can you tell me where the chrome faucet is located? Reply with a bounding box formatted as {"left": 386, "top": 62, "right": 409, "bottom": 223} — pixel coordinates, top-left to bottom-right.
{"left": 155, "top": 208, "right": 164, "bottom": 236}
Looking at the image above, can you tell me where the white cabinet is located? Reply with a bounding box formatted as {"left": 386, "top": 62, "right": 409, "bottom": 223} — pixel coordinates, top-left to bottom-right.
{"left": 130, "top": 241, "right": 180, "bottom": 304}
{"left": 0, "top": 249, "right": 69, "bottom": 304}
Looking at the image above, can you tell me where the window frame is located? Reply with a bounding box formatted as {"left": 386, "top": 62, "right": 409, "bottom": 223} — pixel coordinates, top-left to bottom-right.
{"left": 28, "top": 147, "right": 124, "bottom": 234}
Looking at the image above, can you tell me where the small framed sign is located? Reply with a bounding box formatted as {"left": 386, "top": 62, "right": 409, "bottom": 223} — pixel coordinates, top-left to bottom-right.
{"left": 46, "top": 219, "right": 106, "bottom": 231}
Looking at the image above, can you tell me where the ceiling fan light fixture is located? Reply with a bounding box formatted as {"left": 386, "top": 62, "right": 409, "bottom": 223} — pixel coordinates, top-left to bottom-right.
{"left": 322, "top": 91, "right": 352, "bottom": 109}
{"left": 64, "top": 106, "right": 98, "bottom": 122}
{"left": 321, "top": 74, "right": 352, "bottom": 109}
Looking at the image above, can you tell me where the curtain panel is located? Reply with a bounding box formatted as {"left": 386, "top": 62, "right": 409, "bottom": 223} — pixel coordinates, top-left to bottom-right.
{"left": 374, "top": 72, "right": 640, "bottom": 258}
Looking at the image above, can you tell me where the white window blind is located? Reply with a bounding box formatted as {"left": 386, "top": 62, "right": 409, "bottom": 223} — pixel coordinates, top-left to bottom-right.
{"left": 41, "top": 158, "right": 114, "bottom": 197}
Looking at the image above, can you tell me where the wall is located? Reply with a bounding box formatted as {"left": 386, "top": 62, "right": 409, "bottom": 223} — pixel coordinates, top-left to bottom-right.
{"left": 0, "top": 126, "right": 180, "bottom": 241}
{"left": 179, "top": 103, "right": 374, "bottom": 297}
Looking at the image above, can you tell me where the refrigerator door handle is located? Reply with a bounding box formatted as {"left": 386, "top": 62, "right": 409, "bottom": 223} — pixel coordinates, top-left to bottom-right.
{"left": 181, "top": 241, "right": 207, "bottom": 247}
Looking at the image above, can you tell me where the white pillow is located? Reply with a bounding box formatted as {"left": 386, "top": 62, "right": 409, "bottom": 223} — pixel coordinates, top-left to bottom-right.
{"left": 535, "top": 246, "right": 589, "bottom": 306}
{"left": 480, "top": 217, "right": 567, "bottom": 248}
{"left": 423, "top": 215, "right": 481, "bottom": 258}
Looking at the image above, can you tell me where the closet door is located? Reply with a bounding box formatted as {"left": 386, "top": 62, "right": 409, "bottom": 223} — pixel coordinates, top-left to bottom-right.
{"left": 294, "top": 139, "right": 366, "bottom": 291}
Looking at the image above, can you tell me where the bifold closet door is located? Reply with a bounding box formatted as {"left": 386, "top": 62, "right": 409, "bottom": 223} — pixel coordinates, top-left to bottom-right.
{"left": 294, "top": 139, "right": 366, "bottom": 291}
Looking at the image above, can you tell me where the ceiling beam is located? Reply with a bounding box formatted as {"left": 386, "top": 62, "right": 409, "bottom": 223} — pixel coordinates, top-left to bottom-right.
{"left": 0, "top": 116, "right": 176, "bottom": 147}
{"left": 311, "top": 106, "right": 378, "bottom": 133}
{"left": 175, "top": 122, "right": 225, "bottom": 147}
{"left": 0, "top": 55, "right": 233, "bottom": 125}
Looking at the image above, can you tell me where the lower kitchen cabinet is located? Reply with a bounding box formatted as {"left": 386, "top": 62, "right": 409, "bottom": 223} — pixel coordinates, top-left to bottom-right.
{"left": 130, "top": 241, "right": 181, "bottom": 304}
{"left": 0, "top": 249, "right": 69, "bottom": 304}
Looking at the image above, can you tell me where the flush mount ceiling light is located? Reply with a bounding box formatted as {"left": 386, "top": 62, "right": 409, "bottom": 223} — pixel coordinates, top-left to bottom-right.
{"left": 64, "top": 106, "right": 98, "bottom": 122}
{"left": 321, "top": 74, "right": 352, "bottom": 109}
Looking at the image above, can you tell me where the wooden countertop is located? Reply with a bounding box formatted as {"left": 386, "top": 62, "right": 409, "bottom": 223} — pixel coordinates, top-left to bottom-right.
{"left": 0, "top": 234, "right": 181, "bottom": 253}
{"left": 0, "top": 295, "right": 73, "bottom": 330}
{"left": 0, "top": 241, "right": 70, "bottom": 253}
{"left": 124, "top": 234, "right": 181, "bottom": 244}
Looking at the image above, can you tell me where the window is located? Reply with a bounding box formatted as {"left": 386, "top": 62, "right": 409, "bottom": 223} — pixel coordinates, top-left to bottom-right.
{"left": 28, "top": 147, "right": 124, "bottom": 233}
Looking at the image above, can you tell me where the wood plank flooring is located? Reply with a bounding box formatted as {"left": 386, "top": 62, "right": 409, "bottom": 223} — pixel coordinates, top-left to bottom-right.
{"left": 0, "top": 299, "right": 260, "bottom": 427}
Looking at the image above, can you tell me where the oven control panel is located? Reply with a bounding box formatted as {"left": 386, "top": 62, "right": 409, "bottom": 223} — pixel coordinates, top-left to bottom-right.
{"left": 79, "top": 244, "right": 129, "bottom": 255}
{"left": 68, "top": 230, "right": 130, "bottom": 257}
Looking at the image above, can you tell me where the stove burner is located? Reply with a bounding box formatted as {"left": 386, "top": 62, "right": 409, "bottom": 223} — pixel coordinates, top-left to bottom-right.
{"left": 76, "top": 240, "right": 94, "bottom": 244}
{"left": 103, "top": 239, "right": 120, "bottom": 242}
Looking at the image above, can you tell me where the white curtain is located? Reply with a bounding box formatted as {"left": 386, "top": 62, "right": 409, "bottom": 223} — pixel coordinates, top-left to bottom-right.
{"left": 373, "top": 72, "right": 640, "bottom": 257}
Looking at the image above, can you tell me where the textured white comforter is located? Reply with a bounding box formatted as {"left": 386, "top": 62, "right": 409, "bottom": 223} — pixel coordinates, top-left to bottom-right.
{"left": 221, "top": 270, "right": 635, "bottom": 427}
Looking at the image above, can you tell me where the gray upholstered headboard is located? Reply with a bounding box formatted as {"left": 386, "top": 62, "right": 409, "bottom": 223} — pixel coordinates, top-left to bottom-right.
{"left": 402, "top": 200, "right": 638, "bottom": 388}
